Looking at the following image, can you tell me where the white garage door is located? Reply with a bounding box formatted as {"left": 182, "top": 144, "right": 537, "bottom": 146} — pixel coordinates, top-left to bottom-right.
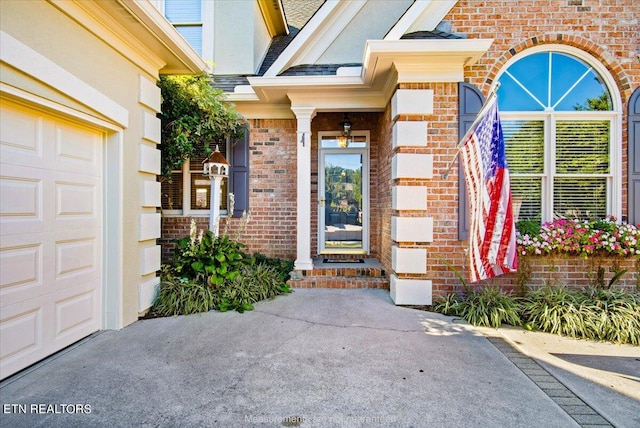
{"left": 0, "top": 100, "right": 103, "bottom": 379}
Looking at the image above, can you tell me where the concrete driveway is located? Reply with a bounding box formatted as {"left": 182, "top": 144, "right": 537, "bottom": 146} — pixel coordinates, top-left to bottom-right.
{"left": 1, "top": 288, "right": 638, "bottom": 427}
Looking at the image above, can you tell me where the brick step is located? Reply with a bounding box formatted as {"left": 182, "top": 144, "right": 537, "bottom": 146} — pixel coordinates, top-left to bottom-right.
{"left": 287, "top": 258, "right": 388, "bottom": 289}
{"left": 288, "top": 276, "right": 389, "bottom": 289}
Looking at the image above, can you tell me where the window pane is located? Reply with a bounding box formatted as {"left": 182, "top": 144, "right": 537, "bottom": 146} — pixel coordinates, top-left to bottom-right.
{"left": 556, "top": 121, "right": 609, "bottom": 174}
{"left": 165, "top": 0, "right": 201, "bottom": 22}
{"left": 499, "top": 53, "right": 548, "bottom": 111}
{"left": 175, "top": 26, "right": 202, "bottom": 56}
{"left": 190, "top": 173, "right": 228, "bottom": 211}
{"left": 190, "top": 143, "right": 228, "bottom": 211}
{"left": 551, "top": 53, "right": 611, "bottom": 111}
{"left": 503, "top": 120, "right": 544, "bottom": 174}
{"left": 553, "top": 177, "right": 607, "bottom": 219}
{"left": 321, "top": 135, "right": 367, "bottom": 149}
{"left": 511, "top": 176, "right": 541, "bottom": 221}
{"left": 497, "top": 51, "right": 612, "bottom": 112}
{"left": 161, "top": 172, "right": 183, "bottom": 210}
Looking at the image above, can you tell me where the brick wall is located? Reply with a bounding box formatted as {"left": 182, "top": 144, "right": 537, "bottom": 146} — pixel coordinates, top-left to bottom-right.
{"left": 161, "top": 113, "right": 387, "bottom": 264}
{"left": 223, "top": 119, "right": 299, "bottom": 259}
{"left": 161, "top": 119, "right": 299, "bottom": 262}
{"left": 447, "top": 0, "right": 640, "bottom": 220}
{"left": 473, "top": 256, "right": 638, "bottom": 294}
{"left": 378, "top": 103, "right": 394, "bottom": 273}
{"left": 422, "top": 0, "right": 640, "bottom": 299}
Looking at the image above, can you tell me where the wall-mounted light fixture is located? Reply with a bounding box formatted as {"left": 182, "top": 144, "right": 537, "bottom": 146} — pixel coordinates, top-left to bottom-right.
{"left": 337, "top": 113, "right": 352, "bottom": 148}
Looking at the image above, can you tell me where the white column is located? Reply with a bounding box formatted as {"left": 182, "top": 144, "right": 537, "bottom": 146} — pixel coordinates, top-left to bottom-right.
{"left": 291, "top": 106, "right": 316, "bottom": 270}
{"left": 209, "top": 176, "right": 223, "bottom": 236}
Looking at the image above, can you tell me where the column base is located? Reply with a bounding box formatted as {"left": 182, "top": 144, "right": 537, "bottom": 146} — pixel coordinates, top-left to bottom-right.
{"left": 294, "top": 258, "right": 314, "bottom": 271}
{"left": 390, "top": 274, "right": 432, "bottom": 305}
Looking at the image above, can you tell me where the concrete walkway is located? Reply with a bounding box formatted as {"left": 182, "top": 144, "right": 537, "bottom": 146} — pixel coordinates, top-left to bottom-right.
{"left": 1, "top": 289, "right": 638, "bottom": 427}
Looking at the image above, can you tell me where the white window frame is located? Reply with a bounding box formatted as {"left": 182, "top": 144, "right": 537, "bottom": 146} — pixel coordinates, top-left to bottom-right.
{"left": 495, "top": 45, "right": 622, "bottom": 223}
{"left": 501, "top": 111, "right": 619, "bottom": 222}
{"left": 162, "top": 140, "right": 231, "bottom": 218}
{"left": 152, "top": 0, "right": 213, "bottom": 63}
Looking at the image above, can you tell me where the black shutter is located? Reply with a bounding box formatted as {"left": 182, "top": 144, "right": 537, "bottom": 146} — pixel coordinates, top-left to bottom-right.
{"left": 458, "top": 82, "right": 485, "bottom": 240}
{"left": 628, "top": 87, "right": 640, "bottom": 225}
{"left": 231, "top": 125, "right": 250, "bottom": 217}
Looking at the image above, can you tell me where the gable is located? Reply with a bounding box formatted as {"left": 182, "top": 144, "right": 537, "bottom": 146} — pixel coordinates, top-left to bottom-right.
{"left": 316, "top": 0, "right": 413, "bottom": 64}
{"left": 264, "top": 0, "right": 459, "bottom": 77}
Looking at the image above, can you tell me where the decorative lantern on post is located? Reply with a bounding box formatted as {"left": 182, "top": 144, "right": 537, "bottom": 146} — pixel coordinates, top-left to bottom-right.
{"left": 202, "top": 145, "right": 229, "bottom": 236}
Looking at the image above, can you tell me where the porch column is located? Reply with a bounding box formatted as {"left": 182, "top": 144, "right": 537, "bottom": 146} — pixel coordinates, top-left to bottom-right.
{"left": 291, "top": 106, "right": 317, "bottom": 270}
{"left": 390, "top": 88, "right": 434, "bottom": 305}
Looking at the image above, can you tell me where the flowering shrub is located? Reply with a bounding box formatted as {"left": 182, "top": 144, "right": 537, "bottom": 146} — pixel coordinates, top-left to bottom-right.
{"left": 516, "top": 217, "right": 640, "bottom": 258}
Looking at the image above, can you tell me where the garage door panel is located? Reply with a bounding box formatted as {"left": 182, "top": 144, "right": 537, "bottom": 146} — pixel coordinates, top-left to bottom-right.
{"left": 0, "top": 281, "right": 99, "bottom": 379}
{"left": 55, "top": 237, "right": 99, "bottom": 279}
{"left": 56, "top": 182, "right": 97, "bottom": 217}
{"left": 0, "top": 243, "right": 42, "bottom": 293}
{"left": 55, "top": 123, "right": 102, "bottom": 175}
{"left": 54, "top": 287, "right": 99, "bottom": 338}
{"left": 1, "top": 103, "right": 103, "bottom": 379}
{"left": 0, "top": 175, "right": 44, "bottom": 235}
{"left": 0, "top": 103, "right": 43, "bottom": 156}
{"left": 0, "top": 308, "right": 42, "bottom": 378}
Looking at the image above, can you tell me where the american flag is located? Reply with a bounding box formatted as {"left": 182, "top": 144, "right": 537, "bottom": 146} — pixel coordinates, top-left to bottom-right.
{"left": 459, "top": 96, "right": 518, "bottom": 283}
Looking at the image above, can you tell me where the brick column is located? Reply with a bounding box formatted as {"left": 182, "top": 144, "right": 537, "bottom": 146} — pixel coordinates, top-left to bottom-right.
{"left": 389, "top": 89, "right": 434, "bottom": 305}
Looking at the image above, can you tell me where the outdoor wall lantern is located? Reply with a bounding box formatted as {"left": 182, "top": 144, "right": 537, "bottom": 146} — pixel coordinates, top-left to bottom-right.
{"left": 202, "top": 145, "right": 229, "bottom": 236}
{"left": 337, "top": 113, "right": 352, "bottom": 148}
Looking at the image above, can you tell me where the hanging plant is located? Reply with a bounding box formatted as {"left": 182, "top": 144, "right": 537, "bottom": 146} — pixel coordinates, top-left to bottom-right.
{"left": 158, "top": 73, "right": 242, "bottom": 179}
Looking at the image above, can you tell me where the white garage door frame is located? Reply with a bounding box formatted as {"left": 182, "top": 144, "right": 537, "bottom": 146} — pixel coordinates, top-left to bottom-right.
{"left": 0, "top": 87, "right": 125, "bottom": 378}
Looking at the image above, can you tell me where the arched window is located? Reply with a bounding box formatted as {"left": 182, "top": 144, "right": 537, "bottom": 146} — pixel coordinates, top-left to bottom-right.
{"left": 496, "top": 47, "right": 620, "bottom": 223}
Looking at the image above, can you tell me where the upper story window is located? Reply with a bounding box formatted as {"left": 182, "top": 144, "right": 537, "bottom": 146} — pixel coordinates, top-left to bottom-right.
{"left": 496, "top": 48, "right": 620, "bottom": 223}
{"left": 164, "top": 0, "right": 203, "bottom": 55}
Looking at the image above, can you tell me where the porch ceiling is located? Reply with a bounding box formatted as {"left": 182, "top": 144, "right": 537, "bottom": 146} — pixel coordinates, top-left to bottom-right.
{"left": 229, "top": 38, "right": 493, "bottom": 117}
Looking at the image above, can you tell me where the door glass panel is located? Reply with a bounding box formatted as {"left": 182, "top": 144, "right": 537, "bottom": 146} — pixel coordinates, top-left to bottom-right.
{"left": 323, "top": 153, "right": 363, "bottom": 250}
{"left": 321, "top": 135, "right": 367, "bottom": 149}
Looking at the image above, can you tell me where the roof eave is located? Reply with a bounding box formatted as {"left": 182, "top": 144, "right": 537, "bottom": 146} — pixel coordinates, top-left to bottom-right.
{"left": 117, "top": 0, "right": 208, "bottom": 74}
{"left": 231, "top": 38, "right": 493, "bottom": 115}
{"left": 257, "top": 0, "right": 289, "bottom": 37}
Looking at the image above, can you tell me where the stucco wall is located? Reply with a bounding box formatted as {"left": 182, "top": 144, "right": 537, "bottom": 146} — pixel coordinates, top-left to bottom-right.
{"left": 213, "top": 0, "right": 271, "bottom": 75}
{"left": 1, "top": 0, "right": 162, "bottom": 326}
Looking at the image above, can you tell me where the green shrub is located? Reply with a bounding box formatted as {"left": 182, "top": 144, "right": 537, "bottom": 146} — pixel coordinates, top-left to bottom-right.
{"left": 516, "top": 219, "right": 541, "bottom": 237}
{"left": 521, "top": 286, "right": 640, "bottom": 345}
{"left": 520, "top": 286, "right": 587, "bottom": 337}
{"left": 454, "top": 287, "right": 521, "bottom": 328}
{"left": 172, "top": 230, "right": 245, "bottom": 286}
{"left": 151, "top": 242, "right": 295, "bottom": 316}
{"left": 247, "top": 252, "right": 295, "bottom": 283}
{"left": 218, "top": 263, "right": 292, "bottom": 313}
{"left": 152, "top": 274, "right": 217, "bottom": 317}
{"left": 432, "top": 293, "right": 463, "bottom": 316}
{"left": 581, "top": 287, "right": 640, "bottom": 345}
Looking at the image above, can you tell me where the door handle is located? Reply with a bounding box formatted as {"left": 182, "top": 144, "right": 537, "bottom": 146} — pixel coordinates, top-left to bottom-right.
{"left": 319, "top": 198, "right": 325, "bottom": 207}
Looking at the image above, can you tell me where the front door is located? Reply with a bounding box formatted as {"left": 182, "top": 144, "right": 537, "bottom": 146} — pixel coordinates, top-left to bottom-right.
{"left": 318, "top": 132, "right": 369, "bottom": 254}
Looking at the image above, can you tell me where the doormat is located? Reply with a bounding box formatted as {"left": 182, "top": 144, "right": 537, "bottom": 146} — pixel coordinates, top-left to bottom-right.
{"left": 323, "top": 258, "right": 365, "bottom": 264}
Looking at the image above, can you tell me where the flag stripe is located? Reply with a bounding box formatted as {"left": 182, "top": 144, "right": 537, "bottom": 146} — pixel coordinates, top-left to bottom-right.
{"left": 459, "top": 96, "right": 518, "bottom": 283}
